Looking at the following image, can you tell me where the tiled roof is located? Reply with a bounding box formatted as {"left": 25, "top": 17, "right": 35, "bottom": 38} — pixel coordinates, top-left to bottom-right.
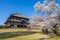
{"left": 9, "top": 19, "right": 21, "bottom": 22}
{"left": 11, "top": 13, "right": 29, "bottom": 19}
{"left": 0, "top": 25, "right": 9, "bottom": 27}
{"left": 4, "top": 13, "right": 29, "bottom": 24}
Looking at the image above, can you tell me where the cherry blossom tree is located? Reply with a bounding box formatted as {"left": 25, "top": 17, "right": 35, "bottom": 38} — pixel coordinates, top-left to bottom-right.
{"left": 33, "top": 0, "right": 60, "bottom": 34}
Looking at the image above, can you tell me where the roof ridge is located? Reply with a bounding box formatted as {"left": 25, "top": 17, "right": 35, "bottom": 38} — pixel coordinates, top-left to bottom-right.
{"left": 12, "top": 13, "right": 22, "bottom": 15}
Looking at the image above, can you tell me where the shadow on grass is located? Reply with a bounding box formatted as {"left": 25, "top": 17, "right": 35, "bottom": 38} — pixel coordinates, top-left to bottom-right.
{"left": 0, "top": 31, "right": 37, "bottom": 39}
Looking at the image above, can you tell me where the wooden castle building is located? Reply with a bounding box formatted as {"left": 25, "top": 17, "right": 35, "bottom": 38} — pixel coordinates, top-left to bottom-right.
{"left": 4, "top": 13, "right": 29, "bottom": 28}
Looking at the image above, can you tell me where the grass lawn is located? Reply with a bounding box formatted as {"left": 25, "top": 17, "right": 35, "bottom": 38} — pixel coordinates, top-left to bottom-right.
{"left": 0, "top": 28, "right": 60, "bottom": 40}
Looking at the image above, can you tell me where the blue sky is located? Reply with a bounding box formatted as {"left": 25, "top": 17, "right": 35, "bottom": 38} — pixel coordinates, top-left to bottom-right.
{"left": 0, "top": 0, "right": 60, "bottom": 25}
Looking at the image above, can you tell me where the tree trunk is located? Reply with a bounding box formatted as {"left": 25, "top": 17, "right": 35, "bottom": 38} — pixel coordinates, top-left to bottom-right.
{"left": 42, "top": 29, "right": 49, "bottom": 34}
